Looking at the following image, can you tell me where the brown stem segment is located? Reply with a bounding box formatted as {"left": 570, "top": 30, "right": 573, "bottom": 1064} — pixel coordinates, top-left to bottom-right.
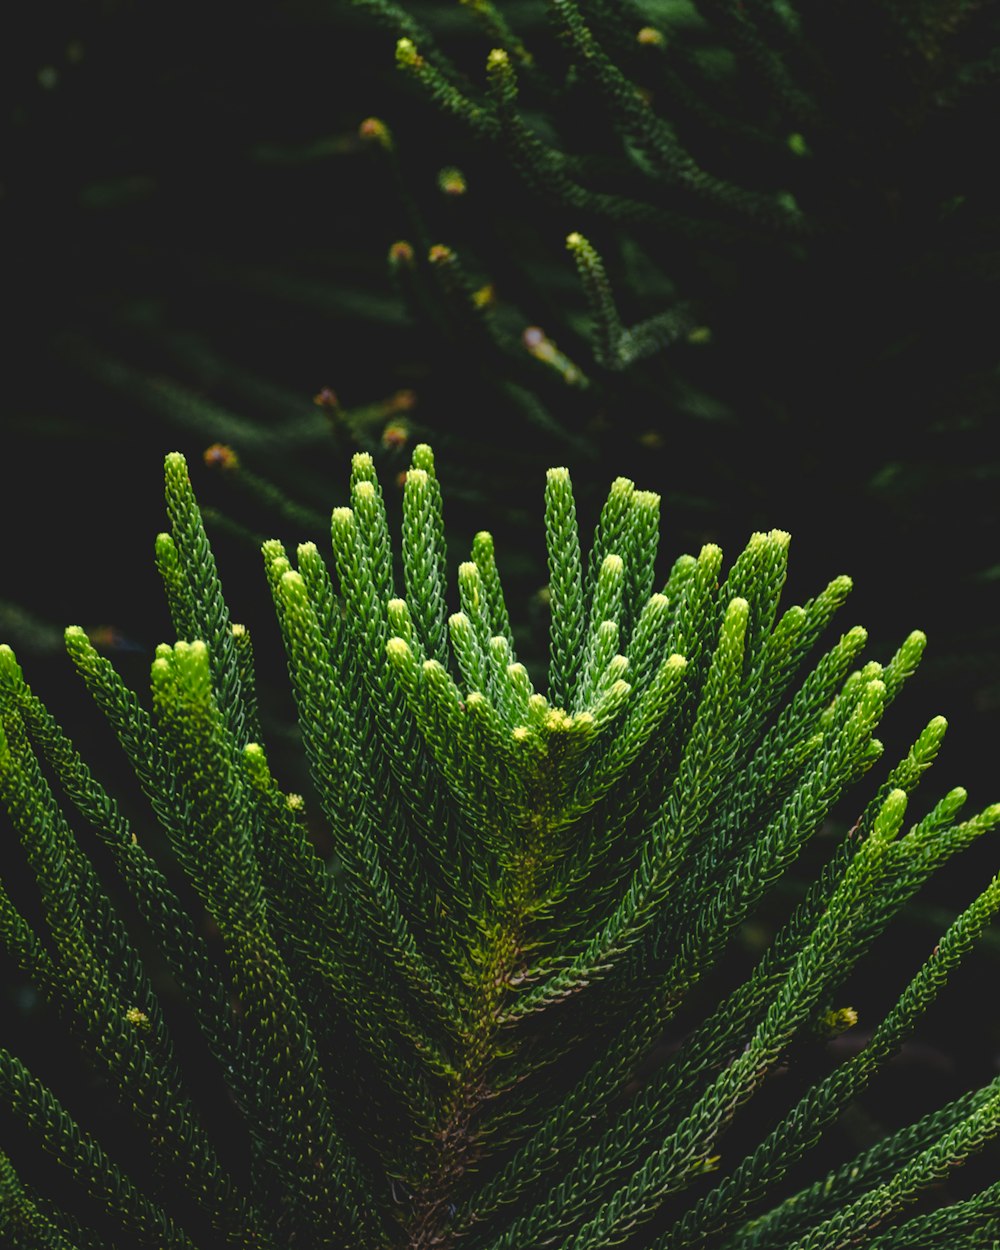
{"left": 403, "top": 826, "right": 545, "bottom": 1250}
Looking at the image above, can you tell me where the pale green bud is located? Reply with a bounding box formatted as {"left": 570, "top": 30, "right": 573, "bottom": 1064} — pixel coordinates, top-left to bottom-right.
{"left": 387, "top": 600, "right": 414, "bottom": 640}
{"left": 727, "top": 596, "right": 750, "bottom": 619}
{"left": 0, "top": 644, "right": 24, "bottom": 689}
{"left": 154, "top": 531, "right": 175, "bottom": 557}
{"left": 632, "top": 489, "right": 660, "bottom": 511}
{"left": 279, "top": 569, "right": 306, "bottom": 595}
{"left": 386, "top": 637, "right": 411, "bottom": 663}
{"left": 873, "top": 788, "right": 908, "bottom": 845}
{"left": 396, "top": 36, "right": 422, "bottom": 67}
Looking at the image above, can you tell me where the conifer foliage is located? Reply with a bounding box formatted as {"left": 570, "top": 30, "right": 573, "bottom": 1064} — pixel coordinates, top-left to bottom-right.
{"left": 1, "top": 444, "right": 999, "bottom": 1249}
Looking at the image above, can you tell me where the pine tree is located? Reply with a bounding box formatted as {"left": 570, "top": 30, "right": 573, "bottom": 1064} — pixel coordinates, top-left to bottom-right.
{"left": 1, "top": 444, "right": 998, "bottom": 1249}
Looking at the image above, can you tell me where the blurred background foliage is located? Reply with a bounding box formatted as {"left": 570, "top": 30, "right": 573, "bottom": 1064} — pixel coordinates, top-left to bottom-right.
{"left": 1, "top": 0, "right": 999, "bottom": 1116}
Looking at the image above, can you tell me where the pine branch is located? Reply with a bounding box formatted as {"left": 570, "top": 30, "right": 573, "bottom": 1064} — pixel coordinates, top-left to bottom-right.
{"left": 2, "top": 442, "right": 997, "bottom": 1250}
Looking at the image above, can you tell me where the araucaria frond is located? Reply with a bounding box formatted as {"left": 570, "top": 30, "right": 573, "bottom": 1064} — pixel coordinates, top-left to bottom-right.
{"left": 1, "top": 445, "right": 998, "bottom": 1249}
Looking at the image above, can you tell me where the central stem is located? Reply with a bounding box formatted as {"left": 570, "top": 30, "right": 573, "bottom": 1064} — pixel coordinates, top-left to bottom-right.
{"left": 404, "top": 819, "right": 546, "bottom": 1250}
